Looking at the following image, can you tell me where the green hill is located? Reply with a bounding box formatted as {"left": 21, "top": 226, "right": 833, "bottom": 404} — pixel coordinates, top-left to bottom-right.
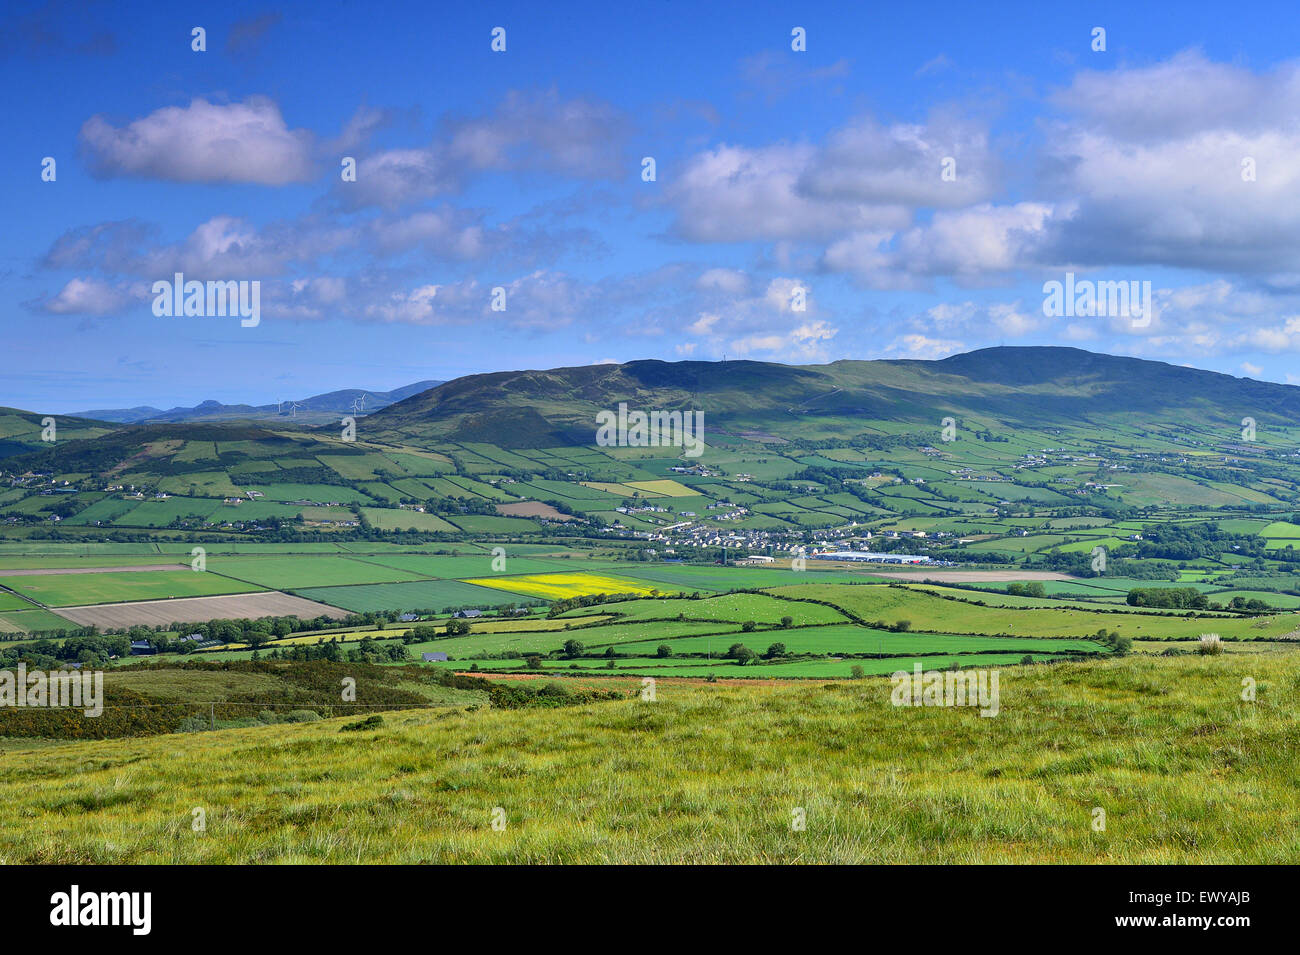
{"left": 364, "top": 346, "right": 1300, "bottom": 447}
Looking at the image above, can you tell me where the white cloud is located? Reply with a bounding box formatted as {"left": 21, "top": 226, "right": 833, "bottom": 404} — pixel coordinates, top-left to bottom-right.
{"left": 884, "top": 333, "right": 965, "bottom": 359}
{"left": 1042, "top": 51, "right": 1300, "bottom": 273}
{"left": 825, "top": 203, "right": 1054, "bottom": 286}
{"left": 730, "top": 320, "right": 838, "bottom": 362}
{"left": 799, "top": 112, "right": 997, "bottom": 208}
{"left": 80, "top": 97, "right": 315, "bottom": 185}
{"left": 913, "top": 299, "right": 1041, "bottom": 338}
{"left": 360, "top": 271, "right": 588, "bottom": 329}
{"left": 669, "top": 143, "right": 909, "bottom": 242}
{"left": 336, "top": 90, "right": 627, "bottom": 209}
{"left": 696, "top": 268, "right": 750, "bottom": 295}
{"left": 42, "top": 277, "right": 136, "bottom": 315}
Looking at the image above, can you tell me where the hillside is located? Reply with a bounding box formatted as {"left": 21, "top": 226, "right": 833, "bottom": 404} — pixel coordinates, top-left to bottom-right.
{"left": 365, "top": 347, "right": 1300, "bottom": 447}
{"left": 4, "top": 345, "right": 1300, "bottom": 570}
{"left": 1, "top": 652, "right": 1294, "bottom": 863}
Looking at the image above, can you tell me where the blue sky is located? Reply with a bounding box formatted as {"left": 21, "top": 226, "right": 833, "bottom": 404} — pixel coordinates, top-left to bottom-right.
{"left": 6, "top": 0, "right": 1300, "bottom": 412}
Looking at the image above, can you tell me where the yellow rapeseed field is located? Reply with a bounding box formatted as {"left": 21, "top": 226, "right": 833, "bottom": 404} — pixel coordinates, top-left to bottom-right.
{"left": 464, "top": 572, "right": 663, "bottom": 600}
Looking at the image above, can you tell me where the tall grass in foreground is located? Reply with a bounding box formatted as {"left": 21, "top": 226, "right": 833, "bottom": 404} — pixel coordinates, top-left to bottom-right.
{"left": 0, "top": 652, "right": 1296, "bottom": 863}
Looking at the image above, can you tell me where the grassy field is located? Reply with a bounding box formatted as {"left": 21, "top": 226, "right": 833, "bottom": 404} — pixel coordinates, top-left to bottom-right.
{"left": 1, "top": 652, "right": 1295, "bottom": 863}
{"left": 207, "top": 556, "right": 431, "bottom": 590}
{"left": 441, "top": 650, "right": 1067, "bottom": 677}
{"left": 0, "top": 590, "right": 37, "bottom": 612}
{"left": 0, "top": 570, "right": 265, "bottom": 607}
{"left": 613, "top": 626, "right": 1109, "bottom": 657}
{"left": 766, "top": 583, "right": 1300, "bottom": 641}
{"left": 293, "top": 579, "right": 522, "bottom": 613}
{"left": 0, "top": 607, "right": 82, "bottom": 633}
{"left": 558, "top": 592, "right": 849, "bottom": 626}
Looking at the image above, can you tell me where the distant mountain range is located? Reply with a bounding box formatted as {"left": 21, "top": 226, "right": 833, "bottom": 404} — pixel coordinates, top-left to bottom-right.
{"left": 71, "top": 381, "right": 444, "bottom": 425}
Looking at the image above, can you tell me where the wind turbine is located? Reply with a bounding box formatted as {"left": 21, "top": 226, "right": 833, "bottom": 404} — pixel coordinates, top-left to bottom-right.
{"left": 287, "top": 400, "right": 302, "bottom": 419}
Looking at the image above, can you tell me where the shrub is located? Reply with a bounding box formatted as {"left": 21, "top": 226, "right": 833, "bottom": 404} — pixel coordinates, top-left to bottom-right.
{"left": 341, "top": 715, "right": 384, "bottom": 732}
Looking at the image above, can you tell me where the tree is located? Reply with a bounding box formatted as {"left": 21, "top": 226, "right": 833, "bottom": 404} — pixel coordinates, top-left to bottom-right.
{"left": 741, "top": 620, "right": 757, "bottom": 632}
{"left": 562, "top": 639, "right": 585, "bottom": 658}
{"left": 763, "top": 642, "right": 786, "bottom": 659}
{"left": 524, "top": 655, "right": 543, "bottom": 670}
{"left": 727, "top": 643, "right": 756, "bottom": 665}
{"left": 780, "top": 616, "right": 793, "bottom": 629}
{"left": 656, "top": 644, "right": 673, "bottom": 658}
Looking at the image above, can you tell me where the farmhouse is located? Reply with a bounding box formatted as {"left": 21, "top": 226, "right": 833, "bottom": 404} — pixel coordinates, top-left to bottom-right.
{"left": 422, "top": 652, "right": 449, "bottom": 662}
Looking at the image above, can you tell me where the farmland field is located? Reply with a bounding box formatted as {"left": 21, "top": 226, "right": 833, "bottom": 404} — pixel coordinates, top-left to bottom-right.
{"left": 0, "top": 570, "right": 265, "bottom": 607}
{"left": 207, "top": 556, "right": 431, "bottom": 590}
{"left": 49, "top": 592, "right": 351, "bottom": 629}
{"left": 765, "top": 583, "right": 1300, "bottom": 641}
{"left": 559, "top": 592, "right": 849, "bottom": 626}
{"left": 464, "top": 572, "right": 669, "bottom": 600}
{"left": 0, "top": 590, "right": 36, "bottom": 612}
{"left": 294, "top": 579, "right": 520, "bottom": 613}
{"left": 358, "top": 508, "right": 460, "bottom": 532}
{"left": 613, "top": 627, "right": 1109, "bottom": 657}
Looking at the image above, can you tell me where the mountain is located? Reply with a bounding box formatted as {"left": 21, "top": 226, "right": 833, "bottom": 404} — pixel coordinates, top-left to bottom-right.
{"left": 72, "top": 380, "right": 444, "bottom": 425}
{"left": 8, "top": 347, "right": 1296, "bottom": 490}
{"left": 362, "top": 347, "right": 1297, "bottom": 448}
